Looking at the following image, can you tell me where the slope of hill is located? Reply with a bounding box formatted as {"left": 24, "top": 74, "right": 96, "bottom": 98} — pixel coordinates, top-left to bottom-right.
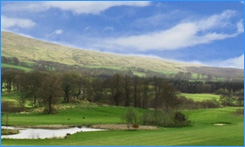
{"left": 1, "top": 31, "right": 243, "bottom": 80}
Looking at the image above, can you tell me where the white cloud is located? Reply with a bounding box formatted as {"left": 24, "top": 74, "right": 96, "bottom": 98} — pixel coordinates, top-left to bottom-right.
{"left": 1, "top": 15, "right": 35, "bottom": 30}
{"left": 94, "top": 10, "right": 243, "bottom": 51}
{"left": 46, "top": 29, "right": 63, "bottom": 38}
{"left": 191, "top": 54, "right": 244, "bottom": 69}
{"left": 53, "top": 29, "right": 63, "bottom": 35}
{"left": 84, "top": 26, "right": 90, "bottom": 31}
{"left": 104, "top": 26, "right": 114, "bottom": 31}
{"left": 236, "top": 19, "right": 244, "bottom": 33}
{"left": 221, "top": 54, "right": 244, "bottom": 69}
{"left": 240, "top": 1, "right": 244, "bottom": 4}
{"left": 3, "top": 1, "right": 151, "bottom": 15}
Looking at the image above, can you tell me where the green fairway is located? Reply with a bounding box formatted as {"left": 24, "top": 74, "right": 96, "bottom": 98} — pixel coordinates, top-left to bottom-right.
{"left": 1, "top": 63, "right": 32, "bottom": 71}
{"left": 1, "top": 106, "right": 244, "bottom": 146}
{"left": 3, "top": 106, "right": 146, "bottom": 126}
{"left": 179, "top": 93, "right": 220, "bottom": 101}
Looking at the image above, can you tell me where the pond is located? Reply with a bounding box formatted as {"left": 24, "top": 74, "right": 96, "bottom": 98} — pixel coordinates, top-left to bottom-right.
{"left": 1, "top": 126, "right": 105, "bottom": 139}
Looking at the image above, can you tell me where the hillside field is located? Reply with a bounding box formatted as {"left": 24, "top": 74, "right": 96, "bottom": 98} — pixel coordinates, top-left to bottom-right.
{"left": 1, "top": 31, "right": 243, "bottom": 80}
{"left": 1, "top": 63, "right": 32, "bottom": 72}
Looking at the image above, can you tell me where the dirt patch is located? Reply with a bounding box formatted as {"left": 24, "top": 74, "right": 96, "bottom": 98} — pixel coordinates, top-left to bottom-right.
{"left": 91, "top": 124, "right": 159, "bottom": 130}
{"left": 14, "top": 125, "right": 72, "bottom": 129}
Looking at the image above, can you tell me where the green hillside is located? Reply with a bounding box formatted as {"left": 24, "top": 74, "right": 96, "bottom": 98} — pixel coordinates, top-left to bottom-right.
{"left": 1, "top": 63, "right": 32, "bottom": 71}
{"left": 1, "top": 31, "right": 243, "bottom": 80}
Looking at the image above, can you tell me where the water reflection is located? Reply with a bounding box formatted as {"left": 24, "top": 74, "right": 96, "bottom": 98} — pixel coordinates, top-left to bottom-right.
{"left": 1, "top": 126, "right": 105, "bottom": 139}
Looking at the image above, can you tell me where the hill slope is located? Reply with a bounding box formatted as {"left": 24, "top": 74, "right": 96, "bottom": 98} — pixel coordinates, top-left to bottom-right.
{"left": 1, "top": 31, "right": 243, "bottom": 80}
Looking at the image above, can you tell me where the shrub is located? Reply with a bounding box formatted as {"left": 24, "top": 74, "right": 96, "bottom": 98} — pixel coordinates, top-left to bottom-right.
{"left": 174, "top": 112, "right": 192, "bottom": 127}
{"left": 43, "top": 106, "right": 58, "bottom": 114}
{"left": 122, "top": 107, "right": 138, "bottom": 125}
{"left": 141, "top": 111, "right": 191, "bottom": 128}
{"left": 132, "top": 123, "right": 139, "bottom": 129}
{"left": 1, "top": 101, "right": 26, "bottom": 113}
{"left": 234, "top": 109, "right": 244, "bottom": 115}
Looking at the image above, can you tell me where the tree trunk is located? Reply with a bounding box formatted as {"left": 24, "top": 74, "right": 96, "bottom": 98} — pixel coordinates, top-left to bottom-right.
{"left": 49, "top": 97, "right": 52, "bottom": 114}
{"left": 34, "top": 97, "right": 37, "bottom": 107}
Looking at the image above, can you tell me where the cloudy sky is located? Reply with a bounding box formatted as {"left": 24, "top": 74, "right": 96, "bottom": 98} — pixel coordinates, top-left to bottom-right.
{"left": 1, "top": 1, "right": 244, "bottom": 69}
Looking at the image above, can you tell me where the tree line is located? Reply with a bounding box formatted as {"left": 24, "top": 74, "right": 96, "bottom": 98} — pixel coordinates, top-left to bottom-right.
{"left": 2, "top": 70, "right": 244, "bottom": 113}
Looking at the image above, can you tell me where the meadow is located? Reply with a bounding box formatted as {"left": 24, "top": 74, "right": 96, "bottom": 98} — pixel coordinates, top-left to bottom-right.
{"left": 179, "top": 93, "right": 220, "bottom": 101}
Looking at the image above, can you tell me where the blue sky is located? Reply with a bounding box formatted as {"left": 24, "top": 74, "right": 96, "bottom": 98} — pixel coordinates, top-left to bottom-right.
{"left": 1, "top": 1, "right": 244, "bottom": 68}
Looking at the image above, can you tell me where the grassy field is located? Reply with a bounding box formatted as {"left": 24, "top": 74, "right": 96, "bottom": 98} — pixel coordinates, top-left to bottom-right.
{"left": 1, "top": 63, "right": 32, "bottom": 71}
{"left": 179, "top": 93, "right": 220, "bottom": 101}
{"left": 1, "top": 106, "right": 243, "bottom": 146}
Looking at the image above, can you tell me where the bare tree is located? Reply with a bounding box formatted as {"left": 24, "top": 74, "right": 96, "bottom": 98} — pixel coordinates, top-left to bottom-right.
{"left": 37, "top": 73, "right": 62, "bottom": 114}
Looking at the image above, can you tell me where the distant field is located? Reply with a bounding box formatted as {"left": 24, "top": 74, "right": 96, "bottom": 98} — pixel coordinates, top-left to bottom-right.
{"left": 1, "top": 93, "right": 32, "bottom": 108}
{"left": 1, "top": 63, "right": 32, "bottom": 71}
{"left": 179, "top": 93, "right": 220, "bottom": 101}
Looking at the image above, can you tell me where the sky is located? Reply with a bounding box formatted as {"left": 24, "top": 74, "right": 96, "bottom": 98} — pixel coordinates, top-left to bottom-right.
{"left": 1, "top": 1, "right": 244, "bottom": 69}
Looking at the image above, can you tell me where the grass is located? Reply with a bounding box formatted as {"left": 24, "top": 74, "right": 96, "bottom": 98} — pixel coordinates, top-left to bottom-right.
{"left": 179, "top": 93, "right": 220, "bottom": 101}
{"left": 1, "top": 107, "right": 243, "bottom": 146}
{"left": 2, "top": 105, "right": 148, "bottom": 126}
{"left": 1, "top": 129, "right": 19, "bottom": 135}
{"left": 1, "top": 63, "right": 32, "bottom": 71}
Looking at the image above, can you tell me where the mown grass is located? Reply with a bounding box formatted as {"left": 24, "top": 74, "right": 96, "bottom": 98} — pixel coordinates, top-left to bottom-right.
{"left": 1, "top": 63, "right": 32, "bottom": 71}
{"left": 3, "top": 105, "right": 148, "bottom": 126}
{"left": 179, "top": 93, "right": 220, "bottom": 101}
{"left": 1, "top": 107, "right": 243, "bottom": 146}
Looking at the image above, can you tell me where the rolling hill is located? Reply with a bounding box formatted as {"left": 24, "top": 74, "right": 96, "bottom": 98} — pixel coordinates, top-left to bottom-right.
{"left": 1, "top": 31, "right": 243, "bottom": 80}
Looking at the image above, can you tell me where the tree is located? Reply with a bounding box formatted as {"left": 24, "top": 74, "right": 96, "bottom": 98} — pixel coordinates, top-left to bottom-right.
{"left": 153, "top": 76, "right": 162, "bottom": 109}
{"left": 142, "top": 80, "right": 149, "bottom": 109}
{"left": 234, "top": 89, "right": 244, "bottom": 106}
{"left": 37, "top": 73, "right": 62, "bottom": 114}
{"left": 159, "top": 82, "right": 179, "bottom": 112}
{"left": 133, "top": 76, "right": 139, "bottom": 108}
{"left": 122, "top": 107, "right": 138, "bottom": 129}
{"left": 20, "top": 71, "right": 45, "bottom": 107}
{"left": 109, "top": 73, "right": 123, "bottom": 106}
{"left": 123, "top": 75, "right": 131, "bottom": 107}
{"left": 90, "top": 78, "right": 104, "bottom": 103}
{"left": 61, "top": 71, "right": 81, "bottom": 103}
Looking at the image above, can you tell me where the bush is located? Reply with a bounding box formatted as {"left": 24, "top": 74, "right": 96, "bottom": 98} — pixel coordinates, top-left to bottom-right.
{"left": 122, "top": 107, "right": 138, "bottom": 125}
{"left": 1, "top": 101, "right": 26, "bottom": 113}
{"left": 174, "top": 112, "right": 192, "bottom": 127}
{"left": 132, "top": 123, "right": 139, "bottom": 129}
{"left": 234, "top": 109, "right": 244, "bottom": 115}
{"left": 43, "top": 106, "right": 58, "bottom": 114}
{"left": 141, "top": 111, "right": 191, "bottom": 127}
